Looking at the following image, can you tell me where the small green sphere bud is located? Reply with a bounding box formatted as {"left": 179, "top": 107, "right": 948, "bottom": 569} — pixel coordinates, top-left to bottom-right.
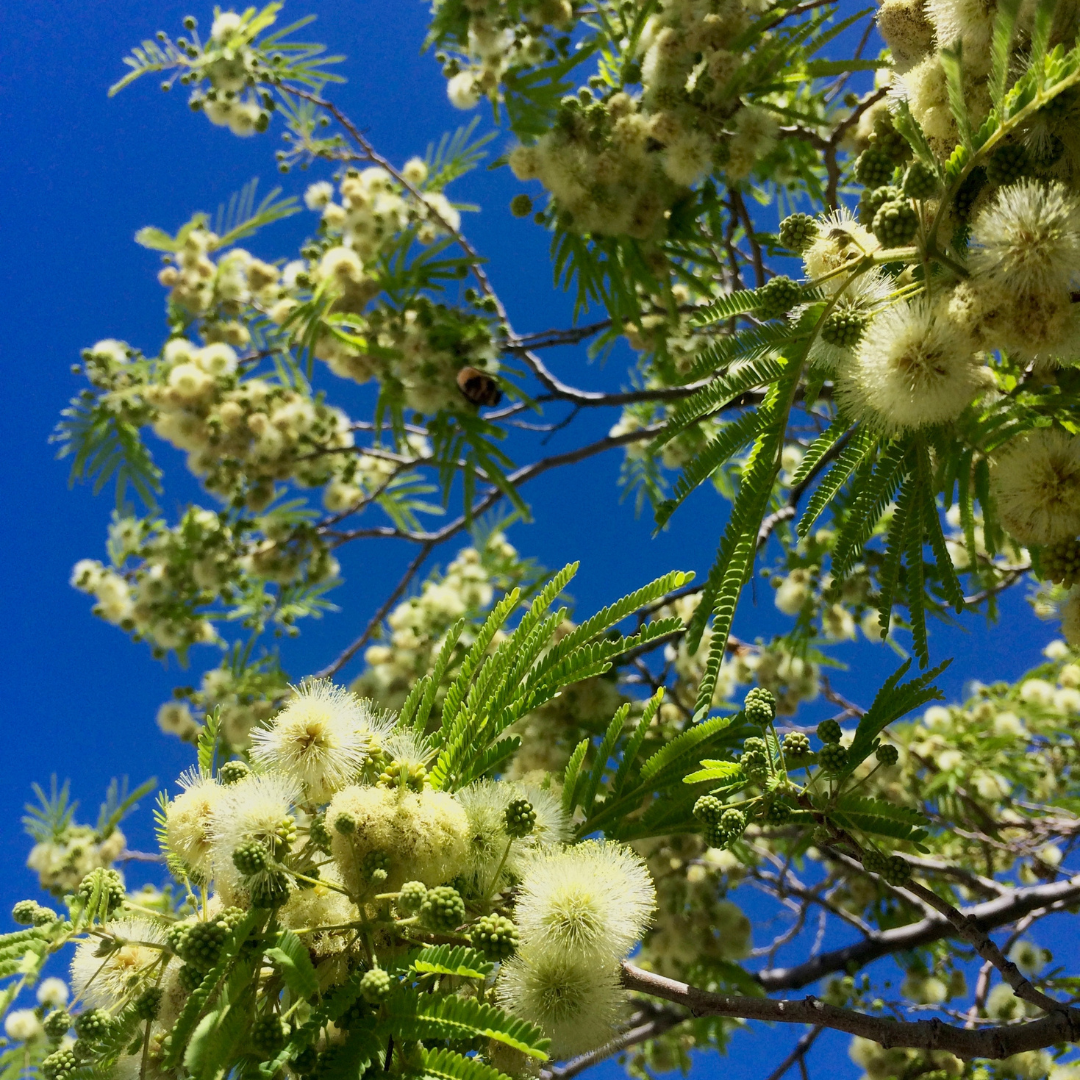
{"left": 782, "top": 731, "right": 812, "bottom": 759}
{"left": 43, "top": 1011, "right": 72, "bottom": 1040}
{"left": 420, "top": 885, "right": 466, "bottom": 931}
{"left": 398, "top": 880, "right": 427, "bottom": 913}
{"left": 875, "top": 743, "right": 899, "bottom": 767}
{"left": 883, "top": 855, "right": 912, "bottom": 887}
{"left": 720, "top": 807, "right": 747, "bottom": 840}
{"left": 986, "top": 143, "right": 1029, "bottom": 187}
{"left": 744, "top": 736, "right": 767, "bottom": 753}
{"left": 821, "top": 310, "right": 867, "bottom": 349}
{"left": 74, "top": 1009, "right": 113, "bottom": 1042}
{"left": 219, "top": 760, "right": 251, "bottom": 785}
{"left": 471, "top": 913, "right": 519, "bottom": 960}
{"left": 693, "top": 795, "right": 724, "bottom": 825}
{"left": 901, "top": 160, "right": 939, "bottom": 200}
{"left": 854, "top": 147, "right": 896, "bottom": 188}
{"left": 621, "top": 60, "right": 642, "bottom": 84}
{"left": 183, "top": 16, "right": 197, "bottom": 30}
{"left": 12, "top": 900, "right": 38, "bottom": 925}
{"left": 361, "top": 850, "right": 391, "bottom": 883}
{"left": 778, "top": 213, "right": 818, "bottom": 253}
{"left": 818, "top": 742, "right": 849, "bottom": 774}
{"left": 755, "top": 275, "right": 802, "bottom": 320}
{"left": 872, "top": 198, "right": 919, "bottom": 247}
{"left": 744, "top": 687, "right": 776, "bottom": 726}
{"left": 251, "top": 870, "right": 291, "bottom": 909}
{"left": 1040, "top": 537, "right": 1080, "bottom": 587}
{"left": 817, "top": 719, "right": 842, "bottom": 744}
{"left": 740, "top": 749, "right": 769, "bottom": 784}
{"left": 233, "top": 841, "right": 270, "bottom": 877}
{"left": 310, "top": 814, "right": 333, "bottom": 853}
{"left": 510, "top": 194, "right": 533, "bottom": 218}
{"left": 250, "top": 1015, "right": 288, "bottom": 1058}
{"left": 360, "top": 967, "right": 393, "bottom": 1004}
{"left": 77, "top": 868, "right": 125, "bottom": 916}
{"left": 134, "top": 988, "right": 163, "bottom": 1022}
{"left": 703, "top": 821, "right": 727, "bottom": 848}
{"left": 41, "top": 1049, "right": 79, "bottom": 1080}
{"left": 292, "top": 1046, "right": 318, "bottom": 1075}
{"left": 504, "top": 797, "right": 536, "bottom": 839}
{"left": 869, "top": 123, "right": 910, "bottom": 164}
{"left": 334, "top": 812, "right": 357, "bottom": 835}
{"left": 178, "top": 964, "right": 205, "bottom": 993}
{"left": 862, "top": 849, "right": 889, "bottom": 875}
{"left": 764, "top": 800, "right": 792, "bottom": 825}
{"left": 378, "top": 760, "right": 427, "bottom": 792}
{"left": 857, "top": 184, "right": 898, "bottom": 227}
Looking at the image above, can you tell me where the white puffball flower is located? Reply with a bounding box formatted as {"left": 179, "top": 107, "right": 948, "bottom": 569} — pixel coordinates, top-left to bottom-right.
{"left": 317, "top": 246, "right": 365, "bottom": 286}
{"left": 970, "top": 180, "right": 1080, "bottom": 296}
{"left": 36, "top": 977, "right": 69, "bottom": 1008}
{"left": 4, "top": 1010, "right": 43, "bottom": 1042}
{"left": 991, "top": 428, "right": 1080, "bottom": 546}
{"left": 194, "top": 343, "right": 239, "bottom": 378}
{"left": 514, "top": 840, "right": 655, "bottom": 965}
{"left": 88, "top": 339, "right": 130, "bottom": 365}
{"left": 211, "top": 11, "right": 244, "bottom": 40}
{"left": 157, "top": 701, "right": 199, "bottom": 740}
{"left": 250, "top": 679, "right": 375, "bottom": 802}
{"left": 497, "top": 949, "right": 626, "bottom": 1058}
{"left": 162, "top": 337, "right": 196, "bottom": 366}
{"left": 402, "top": 157, "right": 429, "bottom": 187}
{"left": 447, "top": 71, "right": 482, "bottom": 109}
{"left": 304, "top": 181, "right": 335, "bottom": 210}
{"left": 70, "top": 918, "right": 167, "bottom": 1008}
{"left": 167, "top": 362, "right": 215, "bottom": 403}
{"left": 163, "top": 769, "right": 224, "bottom": 881}
{"left": 838, "top": 298, "right": 986, "bottom": 433}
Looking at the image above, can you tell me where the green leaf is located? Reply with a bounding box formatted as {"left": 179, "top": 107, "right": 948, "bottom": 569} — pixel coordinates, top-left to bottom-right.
{"left": 639, "top": 714, "right": 736, "bottom": 785}
{"left": 581, "top": 705, "right": 630, "bottom": 816}
{"left": 797, "top": 428, "right": 879, "bottom": 537}
{"left": 390, "top": 992, "right": 549, "bottom": 1060}
{"left": 845, "top": 660, "right": 950, "bottom": 773}
{"left": 562, "top": 739, "right": 590, "bottom": 818}
{"left": 805, "top": 57, "right": 890, "bottom": 76}
{"left": 683, "top": 759, "right": 742, "bottom": 785}
{"left": 939, "top": 44, "right": 973, "bottom": 150}
{"left": 411, "top": 945, "right": 494, "bottom": 980}
{"left": 989, "top": 0, "right": 1021, "bottom": 109}
{"left": 265, "top": 929, "right": 319, "bottom": 1000}
{"left": 198, "top": 707, "right": 222, "bottom": 779}
{"left": 422, "top": 1047, "right": 513, "bottom": 1080}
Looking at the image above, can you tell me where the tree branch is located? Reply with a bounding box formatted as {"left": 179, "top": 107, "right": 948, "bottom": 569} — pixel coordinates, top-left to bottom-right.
{"left": 754, "top": 873, "right": 1080, "bottom": 992}
{"left": 622, "top": 962, "right": 1080, "bottom": 1060}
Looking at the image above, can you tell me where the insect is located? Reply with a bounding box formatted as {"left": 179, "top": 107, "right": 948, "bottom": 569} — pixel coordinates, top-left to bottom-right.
{"left": 456, "top": 366, "right": 502, "bottom": 407}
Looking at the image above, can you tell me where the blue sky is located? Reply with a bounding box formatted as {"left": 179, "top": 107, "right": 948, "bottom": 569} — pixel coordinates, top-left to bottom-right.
{"left": 0, "top": 2, "right": 1071, "bottom": 1077}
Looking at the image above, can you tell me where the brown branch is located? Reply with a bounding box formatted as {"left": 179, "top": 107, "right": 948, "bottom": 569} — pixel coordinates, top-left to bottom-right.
{"left": 755, "top": 873, "right": 1080, "bottom": 992}
{"left": 762, "top": 1026, "right": 824, "bottom": 1080}
{"left": 622, "top": 962, "right": 1080, "bottom": 1060}
{"left": 314, "top": 541, "right": 434, "bottom": 679}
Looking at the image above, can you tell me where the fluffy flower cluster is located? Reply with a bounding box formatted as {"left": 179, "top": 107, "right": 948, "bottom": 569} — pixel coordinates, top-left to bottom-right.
{"left": 27, "top": 827, "right": 127, "bottom": 897}
{"left": 70, "top": 506, "right": 336, "bottom": 658}
{"left": 497, "top": 842, "right": 655, "bottom": 1056}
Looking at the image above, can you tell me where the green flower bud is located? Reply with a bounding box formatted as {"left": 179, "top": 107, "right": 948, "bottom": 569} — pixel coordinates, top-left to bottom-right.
{"left": 510, "top": 194, "right": 533, "bottom": 218}
{"left": 471, "top": 913, "right": 519, "bottom": 960}
{"left": 875, "top": 743, "right": 899, "bottom": 766}
{"left": 821, "top": 310, "right": 867, "bottom": 349}
{"left": 901, "top": 160, "right": 938, "bottom": 200}
{"left": 744, "top": 687, "right": 776, "bottom": 727}
{"left": 219, "top": 760, "right": 251, "bottom": 785}
{"left": 764, "top": 800, "right": 792, "bottom": 825}
{"left": 854, "top": 147, "right": 896, "bottom": 188}
{"left": 74, "top": 1010, "right": 113, "bottom": 1042}
{"left": 251, "top": 870, "right": 291, "bottom": 909}
{"left": 77, "top": 868, "right": 125, "bottom": 917}
{"left": 504, "top": 797, "right": 537, "bottom": 839}
{"left": 858, "top": 184, "right": 899, "bottom": 227}
{"left": 43, "top": 1011, "right": 72, "bottom": 1040}
{"left": 250, "top": 1015, "right": 288, "bottom": 1058}
{"left": 41, "top": 1049, "right": 79, "bottom": 1080}
{"left": 872, "top": 199, "right": 919, "bottom": 247}
{"left": 693, "top": 795, "right": 724, "bottom": 825}
{"left": 818, "top": 742, "right": 849, "bottom": 774}
{"left": 782, "top": 731, "right": 812, "bottom": 759}
{"left": 398, "top": 880, "right": 428, "bottom": 913}
{"left": 1040, "top": 537, "right": 1080, "bottom": 587}
{"left": 883, "top": 855, "right": 912, "bottom": 887}
{"left": 779, "top": 213, "right": 818, "bottom": 253}
{"left": 420, "top": 885, "right": 466, "bottom": 931}
{"left": 232, "top": 840, "right": 270, "bottom": 878}
{"left": 755, "top": 276, "right": 802, "bottom": 320}
{"left": 360, "top": 967, "right": 393, "bottom": 1004}
{"left": 817, "top": 719, "right": 842, "bottom": 744}
{"left": 986, "top": 144, "right": 1028, "bottom": 187}
{"left": 134, "top": 988, "right": 163, "bottom": 1021}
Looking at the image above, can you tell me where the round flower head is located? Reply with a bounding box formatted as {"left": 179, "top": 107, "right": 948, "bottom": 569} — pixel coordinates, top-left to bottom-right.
{"left": 807, "top": 269, "right": 892, "bottom": 371}
{"left": 163, "top": 770, "right": 224, "bottom": 882}
{"left": 71, "top": 918, "right": 167, "bottom": 1008}
{"left": 36, "top": 977, "right": 69, "bottom": 1008}
{"left": 497, "top": 949, "right": 626, "bottom": 1058}
{"left": 4, "top": 1010, "right": 42, "bottom": 1042}
{"left": 970, "top": 180, "right": 1080, "bottom": 295}
{"left": 210, "top": 772, "right": 301, "bottom": 901}
{"left": 510, "top": 783, "right": 570, "bottom": 852}
{"left": 837, "top": 297, "right": 986, "bottom": 433}
{"left": 513, "top": 841, "right": 655, "bottom": 965}
{"left": 991, "top": 428, "right": 1080, "bottom": 545}
{"left": 802, "top": 209, "right": 876, "bottom": 293}
{"left": 327, "top": 784, "right": 468, "bottom": 894}
{"left": 250, "top": 680, "right": 374, "bottom": 802}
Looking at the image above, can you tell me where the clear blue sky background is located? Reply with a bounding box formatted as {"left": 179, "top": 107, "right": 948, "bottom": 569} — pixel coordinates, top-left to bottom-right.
{"left": 0, "top": 2, "right": 1072, "bottom": 1077}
